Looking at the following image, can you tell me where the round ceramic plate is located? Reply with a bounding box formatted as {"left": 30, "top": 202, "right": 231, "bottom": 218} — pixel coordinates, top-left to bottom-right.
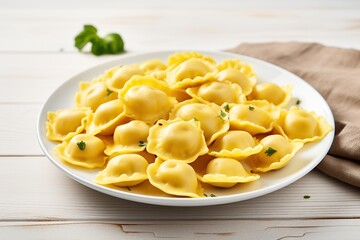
{"left": 37, "top": 50, "right": 334, "bottom": 207}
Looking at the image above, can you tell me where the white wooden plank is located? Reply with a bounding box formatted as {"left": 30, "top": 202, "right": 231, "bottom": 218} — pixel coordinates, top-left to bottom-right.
{"left": 0, "top": 53, "right": 119, "bottom": 103}
{"left": 2, "top": 0, "right": 360, "bottom": 10}
{"left": 0, "top": 157, "right": 359, "bottom": 221}
{"left": 0, "top": 104, "right": 42, "bottom": 155}
{"left": 1, "top": 219, "right": 360, "bottom": 240}
{"left": 0, "top": 6, "right": 359, "bottom": 52}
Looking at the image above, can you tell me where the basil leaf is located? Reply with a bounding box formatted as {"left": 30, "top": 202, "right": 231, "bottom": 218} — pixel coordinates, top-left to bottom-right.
{"left": 91, "top": 38, "right": 107, "bottom": 56}
{"left": 74, "top": 25, "right": 125, "bottom": 56}
{"left": 74, "top": 25, "right": 98, "bottom": 50}
{"left": 104, "top": 33, "right": 124, "bottom": 54}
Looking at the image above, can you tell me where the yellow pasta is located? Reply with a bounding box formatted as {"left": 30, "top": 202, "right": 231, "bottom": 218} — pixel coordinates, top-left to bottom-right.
{"left": 46, "top": 107, "right": 92, "bottom": 142}
{"left": 275, "top": 107, "right": 333, "bottom": 143}
{"left": 166, "top": 52, "right": 217, "bottom": 89}
{"left": 248, "top": 82, "right": 292, "bottom": 107}
{"left": 46, "top": 51, "right": 332, "bottom": 198}
{"left": 56, "top": 134, "right": 107, "bottom": 169}
{"left": 106, "top": 65, "right": 145, "bottom": 92}
{"left": 215, "top": 69, "right": 255, "bottom": 96}
{"left": 105, "top": 120, "right": 150, "bottom": 155}
{"left": 95, "top": 154, "right": 148, "bottom": 187}
{"left": 246, "top": 135, "right": 303, "bottom": 172}
{"left": 209, "top": 130, "right": 263, "bottom": 159}
{"left": 86, "top": 99, "right": 129, "bottom": 135}
{"left": 75, "top": 81, "right": 117, "bottom": 111}
{"left": 186, "top": 80, "right": 246, "bottom": 106}
{"left": 146, "top": 118, "right": 208, "bottom": 163}
{"left": 199, "top": 158, "right": 260, "bottom": 188}
{"left": 119, "top": 75, "right": 177, "bottom": 123}
{"left": 169, "top": 99, "right": 229, "bottom": 145}
{"left": 147, "top": 158, "right": 203, "bottom": 198}
{"left": 229, "top": 103, "right": 276, "bottom": 135}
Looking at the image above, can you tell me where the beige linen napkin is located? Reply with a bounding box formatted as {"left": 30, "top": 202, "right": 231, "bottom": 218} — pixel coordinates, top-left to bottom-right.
{"left": 228, "top": 42, "right": 360, "bottom": 187}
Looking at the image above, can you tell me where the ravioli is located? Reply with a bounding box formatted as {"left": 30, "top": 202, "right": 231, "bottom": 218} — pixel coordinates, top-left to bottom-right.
{"left": 215, "top": 69, "right": 254, "bottom": 95}
{"left": 146, "top": 118, "right": 208, "bottom": 163}
{"left": 169, "top": 100, "right": 229, "bottom": 145}
{"left": 106, "top": 65, "right": 145, "bottom": 92}
{"left": 209, "top": 130, "right": 263, "bottom": 159}
{"left": 167, "top": 51, "right": 216, "bottom": 68}
{"left": 140, "top": 59, "right": 167, "bottom": 72}
{"left": 95, "top": 154, "right": 148, "bottom": 187}
{"left": 105, "top": 120, "right": 150, "bottom": 156}
{"left": 275, "top": 107, "right": 333, "bottom": 143}
{"left": 248, "top": 82, "right": 292, "bottom": 107}
{"left": 139, "top": 59, "right": 167, "bottom": 80}
{"left": 47, "top": 51, "right": 333, "bottom": 198}
{"left": 75, "top": 81, "right": 118, "bottom": 111}
{"left": 229, "top": 103, "right": 276, "bottom": 135}
{"left": 47, "top": 107, "right": 92, "bottom": 142}
{"left": 217, "top": 59, "right": 257, "bottom": 86}
{"left": 198, "top": 158, "right": 260, "bottom": 188}
{"left": 86, "top": 99, "right": 129, "bottom": 136}
{"left": 170, "top": 89, "right": 192, "bottom": 102}
{"left": 91, "top": 66, "right": 121, "bottom": 83}
{"left": 119, "top": 76, "right": 177, "bottom": 123}
{"left": 56, "top": 134, "right": 107, "bottom": 168}
{"left": 166, "top": 57, "right": 217, "bottom": 89}
{"left": 186, "top": 80, "right": 245, "bottom": 106}
{"left": 246, "top": 134, "right": 303, "bottom": 172}
{"left": 147, "top": 158, "right": 203, "bottom": 198}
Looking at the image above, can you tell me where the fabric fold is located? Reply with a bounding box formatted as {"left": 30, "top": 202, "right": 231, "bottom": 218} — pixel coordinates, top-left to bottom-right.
{"left": 227, "top": 42, "right": 360, "bottom": 187}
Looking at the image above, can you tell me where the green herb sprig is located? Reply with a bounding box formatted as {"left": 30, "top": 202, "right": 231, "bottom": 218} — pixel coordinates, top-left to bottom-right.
{"left": 218, "top": 110, "right": 227, "bottom": 121}
{"left": 77, "top": 141, "right": 86, "bottom": 150}
{"left": 75, "top": 25, "right": 125, "bottom": 56}
{"left": 264, "top": 147, "right": 277, "bottom": 156}
{"left": 106, "top": 88, "right": 113, "bottom": 97}
{"left": 138, "top": 141, "right": 147, "bottom": 147}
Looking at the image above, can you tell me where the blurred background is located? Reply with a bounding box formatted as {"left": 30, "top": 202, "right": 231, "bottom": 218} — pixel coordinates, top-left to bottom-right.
{"left": 1, "top": 0, "right": 359, "bottom": 53}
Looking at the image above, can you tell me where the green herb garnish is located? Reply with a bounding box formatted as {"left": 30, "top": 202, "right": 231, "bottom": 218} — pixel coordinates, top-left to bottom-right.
{"left": 224, "top": 104, "right": 230, "bottom": 111}
{"left": 138, "top": 141, "right": 147, "bottom": 147}
{"left": 249, "top": 106, "right": 255, "bottom": 111}
{"left": 296, "top": 99, "right": 301, "bottom": 105}
{"left": 75, "top": 25, "right": 125, "bottom": 56}
{"left": 76, "top": 141, "right": 86, "bottom": 150}
{"left": 218, "top": 110, "right": 227, "bottom": 121}
{"left": 193, "top": 117, "right": 199, "bottom": 121}
{"left": 204, "top": 193, "right": 217, "bottom": 197}
{"left": 303, "top": 195, "right": 311, "bottom": 199}
{"left": 106, "top": 88, "right": 113, "bottom": 97}
{"left": 264, "top": 147, "right": 277, "bottom": 156}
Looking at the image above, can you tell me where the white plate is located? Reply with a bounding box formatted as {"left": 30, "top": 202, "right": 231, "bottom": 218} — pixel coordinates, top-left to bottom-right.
{"left": 37, "top": 50, "right": 334, "bottom": 207}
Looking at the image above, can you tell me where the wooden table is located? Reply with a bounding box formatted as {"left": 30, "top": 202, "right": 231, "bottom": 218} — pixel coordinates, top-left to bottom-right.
{"left": 1, "top": 0, "right": 359, "bottom": 239}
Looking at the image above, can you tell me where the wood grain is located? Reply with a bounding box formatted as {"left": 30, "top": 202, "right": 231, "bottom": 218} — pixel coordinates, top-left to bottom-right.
{"left": 1, "top": 0, "right": 360, "bottom": 238}
{"left": 0, "top": 4, "right": 359, "bottom": 52}
{"left": 1, "top": 219, "right": 360, "bottom": 240}
{"left": 0, "top": 157, "right": 359, "bottom": 221}
{"left": 0, "top": 104, "right": 42, "bottom": 155}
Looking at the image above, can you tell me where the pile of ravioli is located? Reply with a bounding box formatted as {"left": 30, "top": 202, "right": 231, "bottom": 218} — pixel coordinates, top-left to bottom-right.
{"left": 46, "top": 52, "right": 332, "bottom": 198}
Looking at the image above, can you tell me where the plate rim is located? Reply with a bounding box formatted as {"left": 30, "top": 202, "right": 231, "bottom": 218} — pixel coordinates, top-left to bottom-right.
{"left": 37, "top": 50, "right": 335, "bottom": 207}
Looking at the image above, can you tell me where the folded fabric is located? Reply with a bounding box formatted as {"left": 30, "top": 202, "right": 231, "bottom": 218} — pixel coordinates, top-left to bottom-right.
{"left": 227, "top": 42, "right": 360, "bottom": 187}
